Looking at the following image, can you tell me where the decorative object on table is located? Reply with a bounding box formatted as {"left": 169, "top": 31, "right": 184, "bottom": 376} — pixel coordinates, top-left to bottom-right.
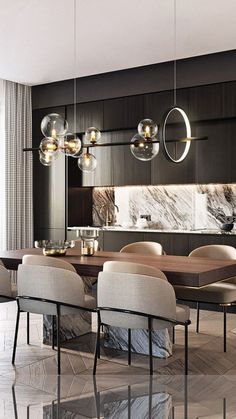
{"left": 34, "top": 240, "right": 75, "bottom": 256}
{"left": 78, "top": 228, "right": 99, "bottom": 256}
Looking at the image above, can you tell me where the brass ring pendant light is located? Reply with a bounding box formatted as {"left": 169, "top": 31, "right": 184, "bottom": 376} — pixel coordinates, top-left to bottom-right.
{"left": 159, "top": 0, "right": 192, "bottom": 163}
{"left": 160, "top": 107, "right": 191, "bottom": 163}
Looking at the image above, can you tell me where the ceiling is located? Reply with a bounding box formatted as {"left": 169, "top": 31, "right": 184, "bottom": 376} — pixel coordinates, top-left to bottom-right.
{"left": 0, "top": 0, "right": 236, "bottom": 86}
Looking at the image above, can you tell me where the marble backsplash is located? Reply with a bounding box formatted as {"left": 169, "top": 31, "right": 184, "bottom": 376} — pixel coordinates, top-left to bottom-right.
{"left": 93, "top": 184, "right": 236, "bottom": 230}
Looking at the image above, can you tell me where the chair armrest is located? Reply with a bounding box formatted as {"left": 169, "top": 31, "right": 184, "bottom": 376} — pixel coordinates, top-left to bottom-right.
{"left": 17, "top": 295, "right": 96, "bottom": 313}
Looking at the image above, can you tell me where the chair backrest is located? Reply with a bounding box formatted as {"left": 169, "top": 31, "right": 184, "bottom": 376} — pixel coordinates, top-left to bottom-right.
{"left": 189, "top": 245, "right": 236, "bottom": 260}
{"left": 0, "top": 265, "right": 12, "bottom": 300}
{"left": 17, "top": 264, "right": 85, "bottom": 315}
{"left": 22, "top": 255, "right": 76, "bottom": 272}
{"left": 103, "top": 261, "right": 167, "bottom": 280}
{"left": 98, "top": 271, "right": 176, "bottom": 330}
{"left": 120, "top": 241, "right": 164, "bottom": 255}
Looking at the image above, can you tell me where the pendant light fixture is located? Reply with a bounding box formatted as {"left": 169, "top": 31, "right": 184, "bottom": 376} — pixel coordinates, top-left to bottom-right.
{"left": 159, "top": 0, "right": 192, "bottom": 163}
{"left": 77, "top": 149, "right": 97, "bottom": 172}
{"left": 59, "top": 0, "right": 82, "bottom": 158}
{"left": 130, "top": 118, "right": 159, "bottom": 161}
{"left": 25, "top": 0, "right": 206, "bottom": 168}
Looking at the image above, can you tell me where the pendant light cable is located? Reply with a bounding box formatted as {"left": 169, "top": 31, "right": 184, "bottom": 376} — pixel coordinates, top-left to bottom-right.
{"left": 73, "top": 0, "right": 77, "bottom": 135}
{"left": 173, "top": 0, "right": 177, "bottom": 106}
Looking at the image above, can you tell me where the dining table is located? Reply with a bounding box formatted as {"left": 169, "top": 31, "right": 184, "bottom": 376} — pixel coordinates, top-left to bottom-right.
{"left": 1, "top": 247, "right": 236, "bottom": 358}
{"left": 1, "top": 247, "right": 236, "bottom": 287}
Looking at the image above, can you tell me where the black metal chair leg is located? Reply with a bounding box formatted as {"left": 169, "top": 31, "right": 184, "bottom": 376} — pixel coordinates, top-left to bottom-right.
{"left": 128, "top": 385, "right": 131, "bottom": 419}
{"left": 184, "top": 324, "right": 188, "bottom": 375}
{"left": 172, "top": 327, "right": 175, "bottom": 344}
{"left": 184, "top": 375, "right": 188, "bottom": 419}
{"left": 148, "top": 317, "right": 153, "bottom": 375}
{"left": 148, "top": 375, "right": 153, "bottom": 419}
{"left": 223, "top": 306, "right": 227, "bottom": 353}
{"left": 196, "top": 302, "right": 200, "bottom": 333}
{"left": 27, "top": 312, "right": 30, "bottom": 344}
{"left": 128, "top": 328, "right": 131, "bottom": 365}
{"left": 12, "top": 385, "right": 18, "bottom": 419}
{"left": 56, "top": 305, "right": 61, "bottom": 375}
{"left": 12, "top": 302, "right": 20, "bottom": 365}
{"left": 223, "top": 397, "right": 226, "bottom": 419}
{"left": 93, "top": 313, "right": 101, "bottom": 375}
{"left": 93, "top": 376, "right": 100, "bottom": 419}
{"left": 52, "top": 315, "right": 55, "bottom": 350}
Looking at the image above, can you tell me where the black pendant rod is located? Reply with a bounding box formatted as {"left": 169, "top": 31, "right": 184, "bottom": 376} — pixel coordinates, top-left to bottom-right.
{"left": 23, "top": 136, "right": 207, "bottom": 152}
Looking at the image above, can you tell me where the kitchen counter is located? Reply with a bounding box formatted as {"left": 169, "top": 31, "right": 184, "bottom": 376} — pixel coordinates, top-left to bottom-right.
{"left": 68, "top": 226, "right": 236, "bottom": 235}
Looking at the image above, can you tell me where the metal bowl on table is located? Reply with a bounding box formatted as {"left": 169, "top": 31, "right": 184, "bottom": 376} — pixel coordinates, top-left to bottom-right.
{"left": 34, "top": 240, "right": 75, "bottom": 256}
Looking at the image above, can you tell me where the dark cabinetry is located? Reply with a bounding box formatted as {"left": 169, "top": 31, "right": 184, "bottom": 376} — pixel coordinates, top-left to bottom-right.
{"left": 102, "top": 231, "right": 236, "bottom": 255}
{"left": 67, "top": 100, "right": 103, "bottom": 132}
{"left": 103, "top": 231, "right": 144, "bottom": 252}
{"left": 70, "top": 81, "right": 236, "bottom": 187}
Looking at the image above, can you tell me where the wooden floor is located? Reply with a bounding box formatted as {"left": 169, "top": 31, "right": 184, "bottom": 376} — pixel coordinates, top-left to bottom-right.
{"left": 0, "top": 301, "right": 236, "bottom": 417}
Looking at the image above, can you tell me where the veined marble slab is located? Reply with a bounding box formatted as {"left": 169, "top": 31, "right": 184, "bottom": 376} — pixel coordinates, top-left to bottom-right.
{"left": 43, "top": 275, "right": 96, "bottom": 345}
{"left": 93, "top": 184, "right": 236, "bottom": 231}
{"left": 104, "top": 392, "right": 172, "bottom": 419}
{"left": 104, "top": 326, "right": 172, "bottom": 358}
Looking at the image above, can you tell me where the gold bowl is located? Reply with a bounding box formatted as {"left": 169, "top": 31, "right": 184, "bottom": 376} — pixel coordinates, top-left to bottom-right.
{"left": 34, "top": 240, "right": 75, "bottom": 257}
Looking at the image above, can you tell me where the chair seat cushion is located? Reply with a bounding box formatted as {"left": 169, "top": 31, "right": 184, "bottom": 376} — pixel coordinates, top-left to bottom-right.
{"left": 174, "top": 281, "right": 236, "bottom": 304}
{"left": 176, "top": 304, "right": 190, "bottom": 323}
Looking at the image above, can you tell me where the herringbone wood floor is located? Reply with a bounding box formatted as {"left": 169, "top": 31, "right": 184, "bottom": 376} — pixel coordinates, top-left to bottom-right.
{"left": 0, "top": 302, "right": 236, "bottom": 417}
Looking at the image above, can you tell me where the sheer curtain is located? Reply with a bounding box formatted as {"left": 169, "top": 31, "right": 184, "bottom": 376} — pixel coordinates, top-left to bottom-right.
{"left": 0, "top": 79, "right": 33, "bottom": 251}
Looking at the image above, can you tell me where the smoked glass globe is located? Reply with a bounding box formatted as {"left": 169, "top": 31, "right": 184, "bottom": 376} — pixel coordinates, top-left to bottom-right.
{"left": 138, "top": 119, "right": 158, "bottom": 139}
{"left": 41, "top": 113, "right": 68, "bottom": 138}
{"left": 39, "top": 137, "right": 59, "bottom": 155}
{"left": 77, "top": 152, "right": 97, "bottom": 172}
{"left": 130, "top": 134, "right": 159, "bottom": 161}
{"left": 58, "top": 134, "right": 82, "bottom": 157}
{"left": 85, "top": 127, "right": 101, "bottom": 143}
{"left": 39, "top": 151, "right": 56, "bottom": 166}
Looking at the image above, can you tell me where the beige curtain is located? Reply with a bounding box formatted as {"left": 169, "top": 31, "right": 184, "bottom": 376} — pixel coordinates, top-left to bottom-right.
{"left": 2, "top": 80, "right": 33, "bottom": 250}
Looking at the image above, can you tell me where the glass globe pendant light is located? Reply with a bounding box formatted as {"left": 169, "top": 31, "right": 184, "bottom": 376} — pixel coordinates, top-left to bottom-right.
{"left": 85, "top": 127, "right": 101, "bottom": 144}
{"left": 130, "top": 134, "right": 159, "bottom": 161}
{"left": 138, "top": 118, "right": 158, "bottom": 139}
{"left": 41, "top": 113, "right": 68, "bottom": 139}
{"left": 58, "top": 133, "right": 82, "bottom": 156}
{"left": 39, "top": 137, "right": 59, "bottom": 156}
{"left": 77, "top": 149, "right": 97, "bottom": 172}
{"left": 39, "top": 150, "right": 59, "bottom": 166}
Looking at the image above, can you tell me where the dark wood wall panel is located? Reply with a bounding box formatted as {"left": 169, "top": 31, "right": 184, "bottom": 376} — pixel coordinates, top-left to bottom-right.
{"left": 32, "top": 75, "right": 236, "bottom": 236}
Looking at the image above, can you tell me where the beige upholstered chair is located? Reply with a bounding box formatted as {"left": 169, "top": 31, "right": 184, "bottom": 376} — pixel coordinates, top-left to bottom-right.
{"left": 0, "top": 265, "right": 16, "bottom": 302}
{"left": 12, "top": 264, "right": 96, "bottom": 374}
{"left": 94, "top": 264, "right": 190, "bottom": 375}
{"left": 22, "top": 254, "right": 77, "bottom": 272}
{"left": 103, "top": 261, "right": 167, "bottom": 280}
{"left": 120, "top": 241, "right": 164, "bottom": 255}
{"left": 22, "top": 255, "right": 77, "bottom": 347}
{"left": 174, "top": 245, "right": 236, "bottom": 352}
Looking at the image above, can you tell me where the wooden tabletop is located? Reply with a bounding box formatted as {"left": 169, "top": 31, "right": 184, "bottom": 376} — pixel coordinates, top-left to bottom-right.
{"left": 0, "top": 247, "right": 236, "bottom": 287}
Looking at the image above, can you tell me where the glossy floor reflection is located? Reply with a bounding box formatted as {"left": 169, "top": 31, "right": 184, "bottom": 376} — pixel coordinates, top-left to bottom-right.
{"left": 2, "top": 374, "right": 236, "bottom": 418}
